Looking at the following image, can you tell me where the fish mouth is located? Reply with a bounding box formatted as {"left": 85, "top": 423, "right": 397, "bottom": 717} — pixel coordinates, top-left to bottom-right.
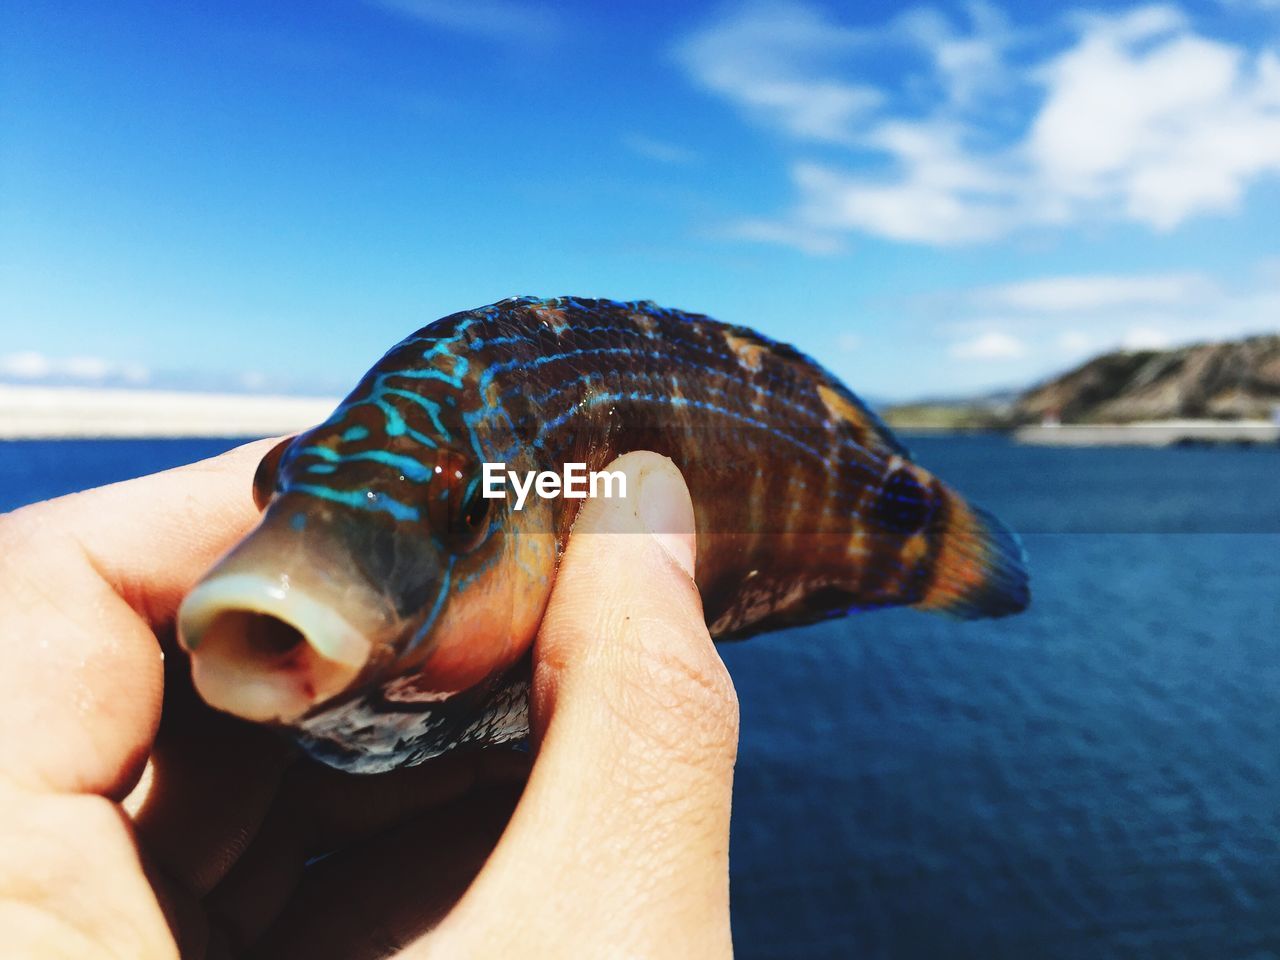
{"left": 178, "top": 572, "right": 373, "bottom": 723}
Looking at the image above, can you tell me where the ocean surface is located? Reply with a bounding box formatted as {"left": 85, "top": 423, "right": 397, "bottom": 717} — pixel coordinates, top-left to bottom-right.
{"left": 2, "top": 436, "right": 1278, "bottom": 959}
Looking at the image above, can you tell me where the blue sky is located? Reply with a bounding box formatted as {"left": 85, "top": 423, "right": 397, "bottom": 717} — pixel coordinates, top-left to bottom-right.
{"left": 2, "top": 0, "right": 1279, "bottom": 401}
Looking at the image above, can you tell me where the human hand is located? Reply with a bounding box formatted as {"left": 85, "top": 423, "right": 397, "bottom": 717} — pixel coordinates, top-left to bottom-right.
{"left": 0, "top": 442, "right": 738, "bottom": 958}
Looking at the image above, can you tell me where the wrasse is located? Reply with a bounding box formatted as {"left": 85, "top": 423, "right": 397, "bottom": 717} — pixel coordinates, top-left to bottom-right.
{"left": 179, "top": 297, "right": 1029, "bottom": 773}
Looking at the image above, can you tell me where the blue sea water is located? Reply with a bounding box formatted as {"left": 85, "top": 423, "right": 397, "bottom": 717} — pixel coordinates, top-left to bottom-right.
{"left": 1, "top": 435, "right": 1278, "bottom": 958}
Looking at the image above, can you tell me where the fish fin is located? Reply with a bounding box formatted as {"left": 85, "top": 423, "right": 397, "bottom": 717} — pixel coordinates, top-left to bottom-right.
{"left": 253, "top": 435, "right": 295, "bottom": 510}
{"left": 710, "top": 581, "right": 923, "bottom": 641}
{"left": 917, "top": 502, "right": 1030, "bottom": 620}
{"left": 711, "top": 587, "right": 876, "bottom": 641}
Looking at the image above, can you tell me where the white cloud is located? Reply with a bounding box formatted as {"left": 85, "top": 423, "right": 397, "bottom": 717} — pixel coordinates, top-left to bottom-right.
{"left": 974, "top": 272, "right": 1214, "bottom": 311}
{"left": 674, "top": 1, "right": 879, "bottom": 143}
{"left": 0, "top": 351, "right": 52, "bottom": 379}
{"left": 1217, "top": 0, "right": 1280, "bottom": 12}
{"left": 1055, "top": 329, "right": 1096, "bottom": 354}
{"left": 784, "top": 146, "right": 1013, "bottom": 246}
{"left": 367, "top": 0, "right": 560, "bottom": 41}
{"left": 837, "top": 333, "right": 862, "bottom": 352}
{"left": 0, "top": 352, "right": 151, "bottom": 384}
{"left": 62, "top": 356, "right": 112, "bottom": 380}
{"left": 679, "top": 2, "right": 1280, "bottom": 247}
{"left": 120, "top": 364, "right": 150, "bottom": 385}
{"left": 1028, "top": 7, "right": 1280, "bottom": 229}
{"left": 623, "top": 134, "right": 699, "bottom": 165}
{"left": 923, "top": 262, "right": 1280, "bottom": 382}
{"left": 950, "top": 330, "right": 1028, "bottom": 359}
{"left": 895, "top": 1, "right": 1013, "bottom": 106}
{"left": 724, "top": 217, "right": 848, "bottom": 254}
{"left": 1121, "top": 326, "right": 1175, "bottom": 350}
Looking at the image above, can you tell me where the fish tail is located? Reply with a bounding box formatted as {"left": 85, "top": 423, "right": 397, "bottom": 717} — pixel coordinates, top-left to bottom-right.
{"left": 916, "top": 496, "right": 1030, "bottom": 619}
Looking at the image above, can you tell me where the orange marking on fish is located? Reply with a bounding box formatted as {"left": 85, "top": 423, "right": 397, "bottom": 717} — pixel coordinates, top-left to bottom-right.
{"left": 817, "top": 384, "right": 869, "bottom": 429}
{"left": 918, "top": 495, "right": 988, "bottom": 611}
{"left": 533, "top": 305, "right": 570, "bottom": 334}
{"left": 724, "top": 332, "right": 765, "bottom": 371}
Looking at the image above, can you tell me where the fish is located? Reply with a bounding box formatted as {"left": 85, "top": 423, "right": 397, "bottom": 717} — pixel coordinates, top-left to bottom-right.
{"left": 178, "top": 296, "right": 1029, "bottom": 773}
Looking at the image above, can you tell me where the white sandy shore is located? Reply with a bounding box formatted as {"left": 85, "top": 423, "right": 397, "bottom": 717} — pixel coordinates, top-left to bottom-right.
{"left": 0, "top": 385, "right": 340, "bottom": 439}
{"left": 1015, "top": 420, "right": 1280, "bottom": 446}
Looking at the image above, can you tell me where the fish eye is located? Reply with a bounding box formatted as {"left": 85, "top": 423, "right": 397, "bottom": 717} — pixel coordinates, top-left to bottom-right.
{"left": 428, "top": 452, "right": 492, "bottom": 554}
{"left": 449, "top": 472, "right": 491, "bottom": 553}
{"left": 874, "top": 467, "right": 933, "bottom": 534}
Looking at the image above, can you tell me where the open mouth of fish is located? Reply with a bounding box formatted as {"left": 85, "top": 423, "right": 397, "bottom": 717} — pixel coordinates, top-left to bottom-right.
{"left": 180, "top": 572, "right": 372, "bottom": 723}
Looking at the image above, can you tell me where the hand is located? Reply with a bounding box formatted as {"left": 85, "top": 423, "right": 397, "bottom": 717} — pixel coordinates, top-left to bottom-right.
{"left": 0, "top": 442, "right": 738, "bottom": 958}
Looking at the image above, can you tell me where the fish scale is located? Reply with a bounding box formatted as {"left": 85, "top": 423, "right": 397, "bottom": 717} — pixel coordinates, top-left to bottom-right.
{"left": 179, "top": 296, "right": 1030, "bottom": 773}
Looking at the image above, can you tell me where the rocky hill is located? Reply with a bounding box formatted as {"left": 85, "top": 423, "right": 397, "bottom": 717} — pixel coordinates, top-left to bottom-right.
{"left": 879, "top": 334, "right": 1280, "bottom": 429}
{"left": 1013, "top": 334, "right": 1280, "bottom": 424}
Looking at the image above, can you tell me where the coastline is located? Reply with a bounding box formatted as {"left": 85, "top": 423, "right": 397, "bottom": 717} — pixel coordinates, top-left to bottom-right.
{"left": 1014, "top": 420, "right": 1280, "bottom": 447}
{"left": 4, "top": 385, "right": 1277, "bottom": 447}
{"left": 892, "top": 419, "right": 1280, "bottom": 447}
{"left": 0, "top": 385, "right": 338, "bottom": 439}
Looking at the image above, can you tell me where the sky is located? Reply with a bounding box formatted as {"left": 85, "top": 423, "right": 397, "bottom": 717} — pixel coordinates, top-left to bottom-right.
{"left": 2, "top": 0, "right": 1279, "bottom": 401}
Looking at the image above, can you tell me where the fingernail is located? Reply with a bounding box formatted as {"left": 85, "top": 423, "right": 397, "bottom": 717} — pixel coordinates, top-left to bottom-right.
{"left": 637, "top": 462, "right": 697, "bottom": 579}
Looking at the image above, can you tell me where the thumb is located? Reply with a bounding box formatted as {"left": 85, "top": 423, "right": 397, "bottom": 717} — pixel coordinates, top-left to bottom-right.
{"left": 422, "top": 451, "right": 738, "bottom": 958}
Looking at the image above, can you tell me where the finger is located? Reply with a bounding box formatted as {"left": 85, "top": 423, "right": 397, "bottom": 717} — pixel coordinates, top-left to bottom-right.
{"left": 421, "top": 452, "right": 738, "bottom": 958}
{"left": 0, "top": 439, "right": 276, "bottom": 797}
{"left": 19, "top": 436, "right": 278, "bottom": 626}
{"left": 244, "top": 785, "right": 521, "bottom": 960}
{"left": 205, "top": 749, "right": 528, "bottom": 949}
{"left": 128, "top": 706, "right": 292, "bottom": 897}
{"left": 0, "top": 784, "right": 178, "bottom": 957}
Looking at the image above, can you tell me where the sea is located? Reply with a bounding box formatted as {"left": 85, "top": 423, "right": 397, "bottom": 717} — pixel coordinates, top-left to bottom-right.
{"left": 1, "top": 435, "right": 1278, "bottom": 959}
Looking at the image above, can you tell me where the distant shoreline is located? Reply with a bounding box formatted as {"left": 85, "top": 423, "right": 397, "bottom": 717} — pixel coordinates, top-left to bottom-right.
{"left": 1014, "top": 421, "right": 1280, "bottom": 447}
{"left": 894, "top": 421, "right": 1280, "bottom": 447}
{"left": 3, "top": 385, "right": 1277, "bottom": 447}
{"left": 0, "top": 385, "right": 338, "bottom": 439}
